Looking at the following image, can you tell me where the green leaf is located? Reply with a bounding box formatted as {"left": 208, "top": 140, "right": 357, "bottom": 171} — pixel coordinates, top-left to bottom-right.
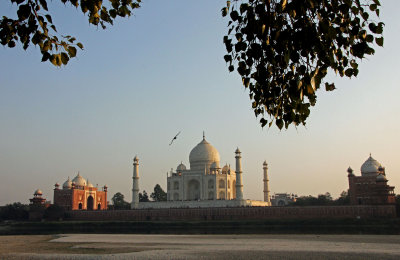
{"left": 45, "top": 14, "right": 52, "bottom": 24}
{"left": 345, "top": 68, "right": 353, "bottom": 77}
{"left": 41, "top": 52, "right": 50, "bottom": 62}
{"left": 276, "top": 119, "right": 284, "bottom": 130}
{"left": 375, "top": 37, "right": 383, "bottom": 46}
{"left": 39, "top": 0, "right": 48, "bottom": 11}
{"left": 325, "top": 82, "right": 336, "bottom": 91}
{"left": 17, "top": 4, "right": 31, "bottom": 21}
{"left": 68, "top": 46, "right": 77, "bottom": 58}
{"left": 221, "top": 7, "right": 228, "bottom": 17}
{"left": 61, "top": 52, "right": 69, "bottom": 65}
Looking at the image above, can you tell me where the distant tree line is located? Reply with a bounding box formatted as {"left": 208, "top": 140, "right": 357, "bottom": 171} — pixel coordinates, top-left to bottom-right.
{"left": 289, "top": 191, "right": 350, "bottom": 206}
{"left": 110, "top": 184, "right": 167, "bottom": 210}
{"left": 0, "top": 202, "right": 64, "bottom": 221}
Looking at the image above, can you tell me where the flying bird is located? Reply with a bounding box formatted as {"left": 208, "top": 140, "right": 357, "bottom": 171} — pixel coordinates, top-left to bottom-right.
{"left": 169, "top": 131, "right": 181, "bottom": 146}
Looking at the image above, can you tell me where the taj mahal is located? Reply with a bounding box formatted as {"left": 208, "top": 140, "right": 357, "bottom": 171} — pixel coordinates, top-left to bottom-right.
{"left": 131, "top": 134, "right": 272, "bottom": 209}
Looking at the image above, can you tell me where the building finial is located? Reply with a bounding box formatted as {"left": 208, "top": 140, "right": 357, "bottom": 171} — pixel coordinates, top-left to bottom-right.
{"left": 203, "top": 131, "right": 205, "bottom": 140}
{"left": 370, "top": 152, "right": 372, "bottom": 157}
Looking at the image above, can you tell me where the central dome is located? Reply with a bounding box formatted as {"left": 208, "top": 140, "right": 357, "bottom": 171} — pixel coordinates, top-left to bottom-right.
{"left": 189, "top": 136, "right": 220, "bottom": 171}
{"left": 361, "top": 155, "right": 381, "bottom": 176}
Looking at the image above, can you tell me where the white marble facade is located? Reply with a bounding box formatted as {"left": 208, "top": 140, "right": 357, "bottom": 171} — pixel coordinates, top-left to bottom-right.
{"left": 133, "top": 134, "right": 271, "bottom": 209}
{"left": 167, "top": 136, "right": 237, "bottom": 201}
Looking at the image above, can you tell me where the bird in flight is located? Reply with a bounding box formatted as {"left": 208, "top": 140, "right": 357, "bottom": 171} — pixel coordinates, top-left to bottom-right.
{"left": 169, "top": 131, "right": 181, "bottom": 146}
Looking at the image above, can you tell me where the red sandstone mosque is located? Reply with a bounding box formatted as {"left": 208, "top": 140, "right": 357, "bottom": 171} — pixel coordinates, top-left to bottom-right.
{"left": 347, "top": 155, "right": 396, "bottom": 205}
{"left": 53, "top": 173, "right": 108, "bottom": 210}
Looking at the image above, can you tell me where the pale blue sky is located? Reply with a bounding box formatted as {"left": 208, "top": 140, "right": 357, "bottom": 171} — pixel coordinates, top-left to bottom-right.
{"left": 1, "top": 1, "right": 399, "bottom": 205}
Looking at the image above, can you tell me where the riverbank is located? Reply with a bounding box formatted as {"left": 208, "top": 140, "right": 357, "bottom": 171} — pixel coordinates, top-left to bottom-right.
{"left": 1, "top": 234, "right": 400, "bottom": 259}
{"left": 1, "top": 218, "right": 400, "bottom": 235}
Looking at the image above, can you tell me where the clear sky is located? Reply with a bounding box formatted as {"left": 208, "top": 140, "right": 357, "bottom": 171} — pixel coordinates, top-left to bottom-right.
{"left": 1, "top": 1, "right": 399, "bottom": 205}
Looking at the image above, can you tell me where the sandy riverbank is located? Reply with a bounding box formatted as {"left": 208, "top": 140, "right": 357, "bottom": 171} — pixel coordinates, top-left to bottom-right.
{"left": 1, "top": 234, "right": 400, "bottom": 259}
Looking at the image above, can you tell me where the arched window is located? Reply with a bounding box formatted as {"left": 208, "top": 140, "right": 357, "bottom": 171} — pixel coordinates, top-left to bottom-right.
{"left": 78, "top": 203, "right": 82, "bottom": 210}
{"left": 174, "top": 181, "right": 179, "bottom": 190}
{"left": 208, "top": 179, "right": 214, "bottom": 189}
{"left": 208, "top": 191, "right": 214, "bottom": 200}
{"left": 173, "top": 193, "right": 179, "bottom": 201}
{"left": 97, "top": 204, "right": 101, "bottom": 210}
{"left": 219, "top": 179, "right": 225, "bottom": 188}
{"left": 187, "top": 179, "right": 200, "bottom": 201}
{"left": 219, "top": 191, "right": 225, "bottom": 200}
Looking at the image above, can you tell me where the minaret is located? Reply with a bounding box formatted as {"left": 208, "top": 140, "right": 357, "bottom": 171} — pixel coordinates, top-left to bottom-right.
{"left": 263, "top": 161, "right": 271, "bottom": 204}
{"left": 131, "top": 156, "right": 140, "bottom": 209}
{"left": 235, "top": 147, "right": 244, "bottom": 200}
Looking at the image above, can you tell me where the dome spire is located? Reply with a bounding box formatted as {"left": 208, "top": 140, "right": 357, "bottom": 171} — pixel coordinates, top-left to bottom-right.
{"left": 203, "top": 131, "right": 205, "bottom": 140}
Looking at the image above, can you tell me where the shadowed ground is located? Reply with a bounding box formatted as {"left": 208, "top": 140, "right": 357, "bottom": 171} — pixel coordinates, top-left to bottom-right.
{"left": 1, "top": 234, "right": 400, "bottom": 259}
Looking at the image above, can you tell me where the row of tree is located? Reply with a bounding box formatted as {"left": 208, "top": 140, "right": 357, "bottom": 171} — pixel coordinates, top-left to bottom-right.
{"left": 1, "top": 192, "right": 399, "bottom": 219}
{"left": 0, "top": 203, "right": 64, "bottom": 221}
{"left": 110, "top": 184, "right": 167, "bottom": 210}
{"left": 290, "top": 191, "right": 350, "bottom": 206}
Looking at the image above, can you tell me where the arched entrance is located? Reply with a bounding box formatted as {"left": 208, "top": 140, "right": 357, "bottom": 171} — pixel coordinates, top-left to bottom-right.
{"left": 97, "top": 204, "right": 101, "bottom": 210}
{"left": 187, "top": 179, "right": 200, "bottom": 200}
{"left": 87, "top": 196, "right": 94, "bottom": 210}
{"left": 78, "top": 203, "right": 82, "bottom": 210}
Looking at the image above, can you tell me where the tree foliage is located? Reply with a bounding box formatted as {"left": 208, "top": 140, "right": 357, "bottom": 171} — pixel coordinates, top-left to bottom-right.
{"left": 222, "top": 0, "right": 383, "bottom": 128}
{"left": 111, "top": 192, "right": 130, "bottom": 210}
{"left": 1, "top": 0, "right": 141, "bottom": 66}
{"left": 150, "top": 184, "right": 167, "bottom": 202}
{"left": 139, "top": 190, "right": 150, "bottom": 202}
{"left": 43, "top": 204, "right": 65, "bottom": 220}
{"left": 290, "top": 191, "right": 350, "bottom": 206}
{"left": 0, "top": 202, "right": 29, "bottom": 221}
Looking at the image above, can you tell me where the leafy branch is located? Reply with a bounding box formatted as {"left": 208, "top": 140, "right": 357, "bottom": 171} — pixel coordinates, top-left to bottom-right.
{"left": 222, "top": 0, "right": 383, "bottom": 129}
{"left": 0, "top": 0, "right": 141, "bottom": 66}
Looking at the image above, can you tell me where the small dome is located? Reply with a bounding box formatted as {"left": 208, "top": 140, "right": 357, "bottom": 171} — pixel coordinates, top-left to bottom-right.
{"left": 34, "top": 189, "right": 43, "bottom": 196}
{"left": 361, "top": 155, "right": 382, "bottom": 176}
{"left": 210, "top": 161, "right": 220, "bottom": 169}
{"left": 376, "top": 174, "right": 387, "bottom": 182}
{"left": 177, "top": 162, "right": 186, "bottom": 171}
{"left": 87, "top": 179, "right": 94, "bottom": 188}
{"left": 347, "top": 167, "right": 355, "bottom": 176}
{"left": 63, "top": 177, "right": 72, "bottom": 189}
{"left": 72, "top": 173, "right": 86, "bottom": 187}
{"left": 222, "top": 164, "right": 229, "bottom": 174}
{"left": 189, "top": 136, "right": 220, "bottom": 171}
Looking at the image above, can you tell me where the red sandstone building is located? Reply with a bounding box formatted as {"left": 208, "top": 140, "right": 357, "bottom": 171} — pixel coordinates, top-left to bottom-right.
{"left": 54, "top": 173, "right": 108, "bottom": 210}
{"left": 348, "top": 155, "right": 396, "bottom": 205}
{"left": 29, "top": 189, "right": 50, "bottom": 207}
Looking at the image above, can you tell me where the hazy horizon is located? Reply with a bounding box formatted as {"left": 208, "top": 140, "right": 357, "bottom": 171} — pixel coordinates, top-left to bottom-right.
{"left": 1, "top": 1, "right": 399, "bottom": 205}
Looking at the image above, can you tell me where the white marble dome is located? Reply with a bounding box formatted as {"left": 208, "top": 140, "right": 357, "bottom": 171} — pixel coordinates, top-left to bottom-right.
{"left": 376, "top": 174, "right": 387, "bottom": 182}
{"left": 34, "top": 189, "right": 43, "bottom": 196}
{"left": 72, "top": 172, "right": 86, "bottom": 187}
{"left": 176, "top": 162, "right": 187, "bottom": 171}
{"left": 361, "top": 155, "right": 381, "bottom": 176}
{"left": 87, "top": 179, "right": 94, "bottom": 188}
{"left": 189, "top": 136, "right": 220, "bottom": 171}
{"left": 63, "top": 177, "right": 72, "bottom": 189}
